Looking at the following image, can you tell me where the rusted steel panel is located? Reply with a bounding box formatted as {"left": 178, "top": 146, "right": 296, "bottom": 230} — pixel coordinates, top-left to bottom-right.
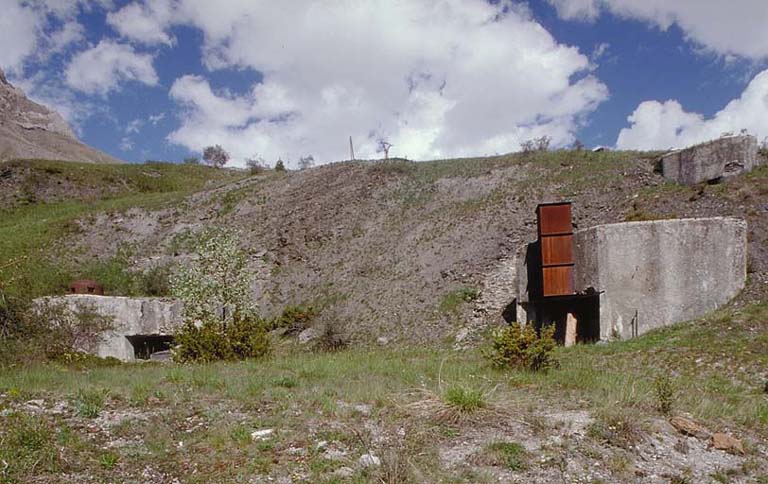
{"left": 541, "top": 234, "right": 574, "bottom": 266}
{"left": 69, "top": 280, "right": 104, "bottom": 296}
{"left": 542, "top": 266, "right": 574, "bottom": 297}
{"left": 537, "top": 203, "right": 572, "bottom": 236}
{"left": 537, "top": 202, "right": 575, "bottom": 297}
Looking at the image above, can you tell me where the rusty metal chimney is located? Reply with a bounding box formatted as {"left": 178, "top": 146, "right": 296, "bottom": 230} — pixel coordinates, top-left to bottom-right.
{"left": 536, "top": 202, "right": 575, "bottom": 297}
{"left": 69, "top": 280, "right": 104, "bottom": 296}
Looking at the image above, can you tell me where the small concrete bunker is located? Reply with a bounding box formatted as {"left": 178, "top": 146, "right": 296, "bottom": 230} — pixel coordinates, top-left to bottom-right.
{"left": 661, "top": 135, "right": 760, "bottom": 185}
{"left": 43, "top": 295, "right": 184, "bottom": 361}
{"left": 515, "top": 205, "right": 747, "bottom": 342}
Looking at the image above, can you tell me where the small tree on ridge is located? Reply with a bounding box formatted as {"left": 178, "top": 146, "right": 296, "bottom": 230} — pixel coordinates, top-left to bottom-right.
{"left": 202, "top": 145, "right": 230, "bottom": 168}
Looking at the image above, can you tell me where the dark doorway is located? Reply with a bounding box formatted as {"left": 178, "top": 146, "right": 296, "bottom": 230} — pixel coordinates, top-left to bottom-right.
{"left": 525, "top": 293, "right": 600, "bottom": 344}
{"left": 126, "top": 335, "right": 175, "bottom": 360}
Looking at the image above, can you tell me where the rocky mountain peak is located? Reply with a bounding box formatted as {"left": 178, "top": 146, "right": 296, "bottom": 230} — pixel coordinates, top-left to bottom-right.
{"left": 0, "top": 69, "right": 121, "bottom": 163}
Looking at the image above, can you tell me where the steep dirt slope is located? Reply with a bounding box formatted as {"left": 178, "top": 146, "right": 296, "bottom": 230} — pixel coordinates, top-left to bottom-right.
{"left": 0, "top": 68, "right": 121, "bottom": 164}
{"left": 61, "top": 151, "right": 768, "bottom": 344}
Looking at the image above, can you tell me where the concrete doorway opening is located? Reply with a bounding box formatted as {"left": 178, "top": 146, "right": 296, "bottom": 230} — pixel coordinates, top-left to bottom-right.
{"left": 126, "top": 335, "right": 174, "bottom": 360}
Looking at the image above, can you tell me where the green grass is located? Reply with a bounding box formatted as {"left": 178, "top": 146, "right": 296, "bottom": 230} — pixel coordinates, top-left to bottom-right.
{"left": 439, "top": 287, "right": 480, "bottom": 314}
{"left": 0, "top": 413, "right": 61, "bottom": 482}
{"left": 72, "top": 388, "right": 107, "bottom": 418}
{"left": 443, "top": 385, "right": 486, "bottom": 413}
{"left": 481, "top": 441, "right": 527, "bottom": 470}
{"left": 0, "top": 301, "right": 766, "bottom": 481}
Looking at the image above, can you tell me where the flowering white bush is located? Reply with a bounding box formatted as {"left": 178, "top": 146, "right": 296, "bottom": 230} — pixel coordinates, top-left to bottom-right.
{"left": 170, "top": 227, "right": 256, "bottom": 325}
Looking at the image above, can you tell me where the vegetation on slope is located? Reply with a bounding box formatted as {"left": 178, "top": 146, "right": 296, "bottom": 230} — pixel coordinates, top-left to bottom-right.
{"left": 0, "top": 160, "right": 248, "bottom": 298}
{"left": 0, "top": 301, "right": 765, "bottom": 482}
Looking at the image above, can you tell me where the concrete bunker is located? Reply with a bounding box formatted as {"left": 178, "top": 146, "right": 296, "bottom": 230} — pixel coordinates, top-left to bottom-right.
{"left": 39, "top": 295, "right": 184, "bottom": 361}
{"left": 660, "top": 135, "right": 761, "bottom": 185}
{"left": 514, "top": 204, "right": 747, "bottom": 342}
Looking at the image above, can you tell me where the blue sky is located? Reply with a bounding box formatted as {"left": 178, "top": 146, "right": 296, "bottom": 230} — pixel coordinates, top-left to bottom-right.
{"left": 2, "top": 0, "right": 767, "bottom": 166}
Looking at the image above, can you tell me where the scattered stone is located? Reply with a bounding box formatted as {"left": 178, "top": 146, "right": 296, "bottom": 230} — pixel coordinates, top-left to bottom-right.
{"left": 376, "top": 336, "right": 390, "bottom": 346}
{"left": 298, "top": 327, "right": 321, "bottom": 344}
{"left": 711, "top": 433, "right": 744, "bottom": 455}
{"left": 149, "top": 350, "right": 172, "bottom": 362}
{"left": 23, "top": 399, "right": 45, "bottom": 413}
{"left": 358, "top": 453, "right": 381, "bottom": 467}
{"left": 315, "top": 440, "right": 328, "bottom": 451}
{"left": 334, "top": 466, "right": 355, "bottom": 478}
{"left": 670, "top": 416, "right": 710, "bottom": 439}
{"left": 251, "top": 429, "right": 275, "bottom": 441}
{"left": 287, "top": 446, "right": 305, "bottom": 456}
{"left": 673, "top": 438, "right": 689, "bottom": 455}
{"left": 353, "top": 404, "right": 372, "bottom": 416}
{"left": 323, "top": 448, "right": 348, "bottom": 461}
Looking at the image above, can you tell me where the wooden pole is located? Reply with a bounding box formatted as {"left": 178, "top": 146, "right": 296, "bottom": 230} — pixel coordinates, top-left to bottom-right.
{"left": 349, "top": 136, "right": 355, "bottom": 160}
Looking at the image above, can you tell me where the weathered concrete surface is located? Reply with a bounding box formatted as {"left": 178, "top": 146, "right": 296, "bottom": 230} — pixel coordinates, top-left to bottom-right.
{"left": 42, "top": 295, "right": 183, "bottom": 361}
{"left": 661, "top": 135, "right": 759, "bottom": 185}
{"left": 573, "top": 217, "right": 746, "bottom": 339}
{"left": 515, "top": 217, "right": 747, "bottom": 340}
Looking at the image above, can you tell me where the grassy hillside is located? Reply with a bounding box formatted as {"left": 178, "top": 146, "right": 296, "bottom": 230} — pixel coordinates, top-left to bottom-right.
{"left": 0, "top": 160, "right": 247, "bottom": 297}
{"left": 0, "top": 153, "right": 767, "bottom": 482}
{"left": 2, "top": 152, "right": 767, "bottom": 339}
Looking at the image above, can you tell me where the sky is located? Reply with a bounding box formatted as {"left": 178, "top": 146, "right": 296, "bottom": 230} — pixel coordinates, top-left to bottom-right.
{"left": 2, "top": 0, "right": 767, "bottom": 168}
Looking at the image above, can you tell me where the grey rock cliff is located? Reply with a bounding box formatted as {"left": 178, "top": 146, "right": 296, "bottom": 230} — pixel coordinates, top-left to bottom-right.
{"left": 0, "top": 67, "right": 122, "bottom": 163}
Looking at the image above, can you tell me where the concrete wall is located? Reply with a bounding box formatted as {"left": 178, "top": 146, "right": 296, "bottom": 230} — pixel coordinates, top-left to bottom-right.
{"left": 515, "top": 217, "right": 747, "bottom": 340}
{"left": 661, "top": 135, "right": 759, "bottom": 185}
{"left": 573, "top": 217, "right": 747, "bottom": 339}
{"left": 41, "top": 295, "right": 183, "bottom": 361}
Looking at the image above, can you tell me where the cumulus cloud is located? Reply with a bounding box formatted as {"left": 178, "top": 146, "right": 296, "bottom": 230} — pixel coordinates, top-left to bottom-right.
{"left": 547, "top": 0, "right": 768, "bottom": 60}
{"left": 161, "top": 0, "right": 607, "bottom": 166}
{"left": 65, "top": 40, "right": 158, "bottom": 95}
{"left": 0, "top": 2, "right": 43, "bottom": 73}
{"left": 106, "top": 0, "right": 175, "bottom": 45}
{"left": 0, "top": 1, "right": 102, "bottom": 73}
{"left": 616, "top": 69, "right": 768, "bottom": 150}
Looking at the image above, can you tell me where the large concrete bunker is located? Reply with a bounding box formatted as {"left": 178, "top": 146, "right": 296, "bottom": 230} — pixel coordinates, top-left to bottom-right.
{"left": 515, "top": 216, "right": 747, "bottom": 341}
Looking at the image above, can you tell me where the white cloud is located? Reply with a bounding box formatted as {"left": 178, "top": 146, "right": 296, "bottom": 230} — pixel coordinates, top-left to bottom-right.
{"left": 65, "top": 40, "right": 158, "bottom": 95}
{"left": 120, "top": 136, "right": 135, "bottom": 151}
{"left": 148, "top": 112, "right": 165, "bottom": 125}
{"left": 0, "top": 2, "right": 42, "bottom": 74}
{"left": 106, "top": 0, "right": 175, "bottom": 45}
{"left": 164, "top": 0, "right": 607, "bottom": 166}
{"left": 548, "top": 0, "right": 768, "bottom": 60}
{"left": 47, "top": 20, "right": 86, "bottom": 55}
{"left": 126, "top": 118, "right": 144, "bottom": 134}
{"left": 616, "top": 69, "right": 768, "bottom": 150}
{"left": 0, "top": 0, "right": 103, "bottom": 73}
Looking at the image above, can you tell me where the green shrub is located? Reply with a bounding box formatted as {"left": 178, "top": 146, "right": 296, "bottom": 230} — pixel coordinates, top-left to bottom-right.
{"left": 73, "top": 388, "right": 108, "bottom": 418}
{"left": 172, "top": 312, "right": 270, "bottom": 363}
{"left": 0, "top": 296, "right": 114, "bottom": 366}
{"left": 443, "top": 385, "right": 485, "bottom": 413}
{"left": 653, "top": 374, "right": 675, "bottom": 415}
{"left": 170, "top": 227, "right": 269, "bottom": 362}
{"left": 75, "top": 248, "right": 172, "bottom": 297}
{"left": 270, "top": 305, "right": 317, "bottom": 334}
{"left": 313, "top": 320, "right": 349, "bottom": 352}
{"left": 486, "top": 323, "right": 557, "bottom": 372}
{"left": 482, "top": 441, "right": 527, "bottom": 470}
{"left": 439, "top": 287, "right": 479, "bottom": 314}
{"left": 99, "top": 451, "right": 120, "bottom": 470}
